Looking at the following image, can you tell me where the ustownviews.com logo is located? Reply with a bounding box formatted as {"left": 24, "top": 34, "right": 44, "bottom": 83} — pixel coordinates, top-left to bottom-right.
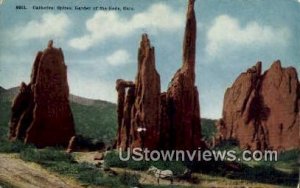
{"left": 118, "top": 148, "right": 278, "bottom": 162}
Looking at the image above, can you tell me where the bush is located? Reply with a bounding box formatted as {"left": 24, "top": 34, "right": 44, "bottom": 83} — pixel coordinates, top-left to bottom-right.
{"left": 119, "top": 172, "right": 140, "bottom": 187}
{"left": 46, "top": 161, "right": 79, "bottom": 176}
{"left": 71, "top": 135, "right": 106, "bottom": 151}
{"left": 214, "top": 139, "right": 239, "bottom": 150}
{"left": 0, "top": 139, "right": 31, "bottom": 153}
{"left": 20, "top": 147, "right": 73, "bottom": 163}
{"left": 76, "top": 164, "right": 103, "bottom": 185}
{"left": 277, "top": 149, "right": 299, "bottom": 162}
{"left": 104, "top": 151, "right": 128, "bottom": 168}
{"left": 160, "top": 160, "right": 186, "bottom": 176}
{"left": 127, "top": 159, "right": 149, "bottom": 171}
{"left": 201, "top": 118, "right": 217, "bottom": 141}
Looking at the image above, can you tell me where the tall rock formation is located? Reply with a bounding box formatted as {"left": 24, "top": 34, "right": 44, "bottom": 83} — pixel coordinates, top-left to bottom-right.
{"left": 116, "top": 34, "right": 161, "bottom": 150}
{"left": 116, "top": 79, "right": 135, "bottom": 149}
{"left": 116, "top": 0, "right": 204, "bottom": 151}
{"left": 130, "top": 34, "right": 161, "bottom": 150}
{"left": 217, "top": 61, "right": 300, "bottom": 151}
{"left": 166, "top": 0, "right": 204, "bottom": 150}
{"left": 9, "top": 41, "right": 75, "bottom": 148}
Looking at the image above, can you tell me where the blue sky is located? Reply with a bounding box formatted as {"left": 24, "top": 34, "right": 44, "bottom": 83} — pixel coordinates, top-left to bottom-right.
{"left": 0, "top": 0, "right": 299, "bottom": 119}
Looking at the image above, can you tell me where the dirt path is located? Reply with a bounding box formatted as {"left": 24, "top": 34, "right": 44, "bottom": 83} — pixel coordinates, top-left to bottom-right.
{"left": 0, "top": 153, "right": 82, "bottom": 188}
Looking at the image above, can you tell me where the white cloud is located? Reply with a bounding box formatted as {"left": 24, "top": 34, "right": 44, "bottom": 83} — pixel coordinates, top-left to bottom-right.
{"left": 206, "top": 15, "right": 290, "bottom": 57}
{"left": 69, "top": 3, "right": 183, "bottom": 50}
{"left": 106, "top": 50, "right": 131, "bottom": 66}
{"left": 13, "top": 13, "right": 71, "bottom": 41}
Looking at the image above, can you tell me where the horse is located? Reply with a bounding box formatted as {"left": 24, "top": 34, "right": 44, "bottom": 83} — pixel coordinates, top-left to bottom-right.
{"left": 147, "top": 166, "right": 173, "bottom": 184}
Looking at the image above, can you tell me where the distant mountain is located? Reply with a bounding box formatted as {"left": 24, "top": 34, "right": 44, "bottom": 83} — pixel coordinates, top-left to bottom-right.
{"left": 69, "top": 94, "right": 114, "bottom": 108}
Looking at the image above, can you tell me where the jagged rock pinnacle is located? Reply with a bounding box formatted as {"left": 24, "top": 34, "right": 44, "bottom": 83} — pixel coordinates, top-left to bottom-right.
{"left": 47, "top": 40, "right": 53, "bottom": 49}
{"left": 182, "top": 0, "right": 196, "bottom": 80}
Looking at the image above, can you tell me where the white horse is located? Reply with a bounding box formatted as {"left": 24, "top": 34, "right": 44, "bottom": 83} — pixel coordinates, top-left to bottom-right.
{"left": 147, "top": 166, "right": 173, "bottom": 184}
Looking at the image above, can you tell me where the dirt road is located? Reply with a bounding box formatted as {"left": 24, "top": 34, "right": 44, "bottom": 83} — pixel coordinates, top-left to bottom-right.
{"left": 0, "top": 153, "right": 82, "bottom": 188}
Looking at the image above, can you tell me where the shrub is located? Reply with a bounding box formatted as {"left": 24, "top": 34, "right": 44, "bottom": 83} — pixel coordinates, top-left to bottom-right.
{"left": 46, "top": 161, "right": 79, "bottom": 176}
{"left": 0, "top": 139, "right": 31, "bottom": 153}
{"left": 127, "top": 159, "right": 149, "bottom": 171}
{"left": 19, "top": 147, "right": 40, "bottom": 162}
{"left": 20, "top": 147, "right": 73, "bottom": 163}
{"left": 277, "top": 149, "right": 299, "bottom": 162}
{"left": 201, "top": 118, "right": 217, "bottom": 141}
{"left": 214, "top": 139, "right": 239, "bottom": 150}
{"left": 104, "top": 151, "right": 128, "bottom": 168}
{"left": 119, "top": 172, "right": 140, "bottom": 187}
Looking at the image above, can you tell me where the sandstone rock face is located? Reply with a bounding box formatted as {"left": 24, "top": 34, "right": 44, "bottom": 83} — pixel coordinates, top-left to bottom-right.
{"left": 116, "top": 0, "right": 204, "bottom": 151}
{"left": 130, "top": 34, "right": 161, "bottom": 150}
{"left": 159, "top": 92, "right": 171, "bottom": 149}
{"left": 260, "top": 61, "right": 299, "bottom": 150}
{"left": 9, "top": 42, "right": 75, "bottom": 148}
{"left": 116, "top": 34, "right": 161, "bottom": 150}
{"left": 217, "top": 61, "right": 300, "bottom": 151}
{"left": 165, "top": 0, "right": 204, "bottom": 150}
{"left": 116, "top": 79, "right": 135, "bottom": 149}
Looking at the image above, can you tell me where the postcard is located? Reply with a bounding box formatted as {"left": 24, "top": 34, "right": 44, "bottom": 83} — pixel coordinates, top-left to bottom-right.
{"left": 0, "top": 0, "right": 299, "bottom": 187}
